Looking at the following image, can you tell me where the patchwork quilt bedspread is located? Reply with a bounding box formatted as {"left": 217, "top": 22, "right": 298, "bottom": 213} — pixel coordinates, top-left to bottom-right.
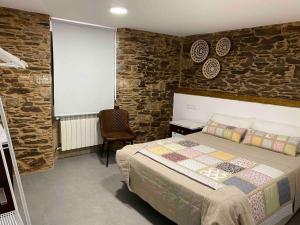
{"left": 116, "top": 133, "right": 300, "bottom": 225}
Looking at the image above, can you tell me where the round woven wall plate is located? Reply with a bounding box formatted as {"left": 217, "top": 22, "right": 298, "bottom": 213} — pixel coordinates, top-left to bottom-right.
{"left": 202, "top": 58, "right": 220, "bottom": 79}
{"left": 190, "top": 39, "right": 209, "bottom": 63}
{"left": 216, "top": 37, "right": 231, "bottom": 57}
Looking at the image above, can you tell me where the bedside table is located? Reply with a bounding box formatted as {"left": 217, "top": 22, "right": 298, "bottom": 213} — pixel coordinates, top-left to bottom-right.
{"left": 169, "top": 120, "right": 206, "bottom": 137}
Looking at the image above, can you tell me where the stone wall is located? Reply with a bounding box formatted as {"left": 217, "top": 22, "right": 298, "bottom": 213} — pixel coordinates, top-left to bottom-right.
{"left": 116, "top": 28, "right": 181, "bottom": 142}
{"left": 0, "top": 7, "right": 54, "bottom": 173}
{"left": 117, "top": 22, "right": 300, "bottom": 142}
{"left": 180, "top": 22, "right": 300, "bottom": 100}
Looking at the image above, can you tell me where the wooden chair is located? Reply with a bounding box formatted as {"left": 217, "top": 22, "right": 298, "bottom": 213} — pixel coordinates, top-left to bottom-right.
{"left": 98, "top": 109, "right": 136, "bottom": 167}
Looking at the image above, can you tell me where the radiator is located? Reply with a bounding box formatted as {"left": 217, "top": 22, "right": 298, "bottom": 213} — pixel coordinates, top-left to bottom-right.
{"left": 60, "top": 114, "right": 101, "bottom": 151}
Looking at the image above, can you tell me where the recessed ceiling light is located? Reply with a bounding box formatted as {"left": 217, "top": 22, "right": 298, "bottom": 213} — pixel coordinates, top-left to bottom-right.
{"left": 110, "top": 7, "right": 128, "bottom": 15}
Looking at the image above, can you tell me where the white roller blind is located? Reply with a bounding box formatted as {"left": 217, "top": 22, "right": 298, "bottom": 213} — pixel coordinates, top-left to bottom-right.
{"left": 52, "top": 19, "right": 116, "bottom": 117}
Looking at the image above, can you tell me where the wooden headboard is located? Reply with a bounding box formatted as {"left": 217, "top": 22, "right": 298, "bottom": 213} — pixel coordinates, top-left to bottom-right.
{"left": 173, "top": 88, "right": 300, "bottom": 127}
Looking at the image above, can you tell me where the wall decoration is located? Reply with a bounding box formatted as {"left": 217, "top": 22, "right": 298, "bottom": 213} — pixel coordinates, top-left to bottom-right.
{"left": 202, "top": 58, "right": 220, "bottom": 79}
{"left": 190, "top": 39, "right": 209, "bottom": 63}
{"left": 216, "top": 37, "right": 231, "bottom": 56}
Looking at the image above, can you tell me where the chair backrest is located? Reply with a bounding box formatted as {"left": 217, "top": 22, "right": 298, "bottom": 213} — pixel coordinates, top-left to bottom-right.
{"left": 99, "top": 109, "right": 130, "bottom": 132}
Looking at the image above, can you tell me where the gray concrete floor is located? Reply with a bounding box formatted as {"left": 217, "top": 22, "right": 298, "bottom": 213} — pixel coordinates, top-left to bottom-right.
{"left": 19, "top": 152, "right": 300, "bottom": 225}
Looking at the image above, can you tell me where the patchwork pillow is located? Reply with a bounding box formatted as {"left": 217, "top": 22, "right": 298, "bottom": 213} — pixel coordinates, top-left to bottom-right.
{"left": 242, "top": 129, "right": 300, "bottom": 156}
{"left": 202, "top": 120, "right": 247, "bottom": 143}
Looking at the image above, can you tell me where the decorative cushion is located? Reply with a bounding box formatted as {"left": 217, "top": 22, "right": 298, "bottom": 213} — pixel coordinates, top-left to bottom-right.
{"left": 243, "top": 129, "right": 300, "bottom": 156}
{"left": 202, "top": 120, "right": 247, "bottom": 143}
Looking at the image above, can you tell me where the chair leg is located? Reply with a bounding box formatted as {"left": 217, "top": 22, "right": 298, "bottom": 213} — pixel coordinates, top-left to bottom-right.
{"left": 101, "top": 141, "right": 105, "bottom": 158}
{"left": 130, "top": 140, "right": 133, "bottom": 145}
{"left": 106, "top": 141, "right": 110, "bottom": 167}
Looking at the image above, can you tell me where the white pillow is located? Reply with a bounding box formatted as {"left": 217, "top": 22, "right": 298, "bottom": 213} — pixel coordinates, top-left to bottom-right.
{"left": 210, "top": 113, "right": 254, "bottom": 129}
{"left": 252, "top": 119, "right": 300, "bottom": 137}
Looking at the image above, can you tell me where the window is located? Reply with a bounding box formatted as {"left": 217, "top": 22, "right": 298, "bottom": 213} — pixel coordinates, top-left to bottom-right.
{"left": 51, "top": 19, "right": 116, "bottom": 117}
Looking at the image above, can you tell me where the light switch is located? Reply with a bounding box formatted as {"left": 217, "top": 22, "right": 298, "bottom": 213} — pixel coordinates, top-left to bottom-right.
{"left": 186, "top": 104, "right": 197, "bottom": 110}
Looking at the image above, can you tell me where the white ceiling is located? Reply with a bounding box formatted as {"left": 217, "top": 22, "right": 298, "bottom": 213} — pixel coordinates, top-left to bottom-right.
{"left": 1, "top": 0, "right": 300, "bottom": 36}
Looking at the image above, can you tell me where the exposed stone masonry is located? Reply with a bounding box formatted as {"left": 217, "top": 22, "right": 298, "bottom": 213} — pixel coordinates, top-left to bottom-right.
{"left": 0, "top": 7, "right": 54, "bottom": 173}
{"left": 181, "top": 22, "right": 300, "bottom": 100}
{"left": 117, "top": 22, "right": 300, "bottom": 143}
{"left": 116, "top": 28, "right": 181, "bottom": 143}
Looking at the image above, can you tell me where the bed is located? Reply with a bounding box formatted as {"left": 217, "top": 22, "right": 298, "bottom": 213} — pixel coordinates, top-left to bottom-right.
{"left": 116, "top": 91, "right": 300, "bottom": 225}
{"left": 117, "top": 132, "right": 300, "bottom": 225}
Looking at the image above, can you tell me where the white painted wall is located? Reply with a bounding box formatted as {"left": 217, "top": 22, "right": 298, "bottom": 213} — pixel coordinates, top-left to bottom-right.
{"left": 173, "top": 93, "right": 300, "bottom": 127}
